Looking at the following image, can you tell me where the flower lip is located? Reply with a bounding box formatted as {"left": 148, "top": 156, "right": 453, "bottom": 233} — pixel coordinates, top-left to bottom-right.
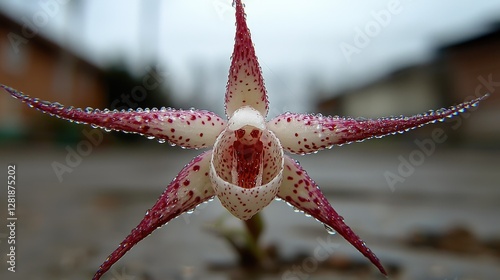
{"left": 210, "top": 120, "right": 284, "bottom": 219}
{"left": 228, "top": 106, "right": 266, "bottom": 131}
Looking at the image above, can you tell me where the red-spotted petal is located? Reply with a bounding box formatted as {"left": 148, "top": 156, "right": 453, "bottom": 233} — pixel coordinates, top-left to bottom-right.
{"left": 268, "top": 94, "right": 487, "bottom": 154}
{"left": 92, "top": 151, "right": 215, "bottom": 280}
{"left": 225, "top": 0, "right": 268, "bottom": 118}
{"left": 1, "top": 84, "right": 225, "bottom": 149}
{"left": 278, "top": 155, "right": 387, "bottom": 275}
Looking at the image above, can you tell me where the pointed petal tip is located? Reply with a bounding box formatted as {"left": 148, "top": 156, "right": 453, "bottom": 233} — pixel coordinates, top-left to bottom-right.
{"left": 1, "top": 83, "right": 24, "bottom": 100}
{"left": 225, "top": 0, "right": 269, "bottom": 118}
{"left": 270, "top": 93, "right": 489, "bottom": 154}
{"left": 1, "top": 83, "right": 226, "bottom": 148}
{"left": 93, "top": 151, "right": 215, "bottom": 279}
{"left": 278, "top": 156, "right": 388, "bottom": 276}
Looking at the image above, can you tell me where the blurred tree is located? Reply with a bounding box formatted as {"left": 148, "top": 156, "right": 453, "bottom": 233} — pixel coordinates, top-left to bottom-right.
{"left": 102, "top": 62, "right": 176, "bottom": 143}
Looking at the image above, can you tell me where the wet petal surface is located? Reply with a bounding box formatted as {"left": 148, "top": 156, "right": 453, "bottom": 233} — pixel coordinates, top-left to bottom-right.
{"left": 93, "top": 151, "right": 215, "bottom": 280}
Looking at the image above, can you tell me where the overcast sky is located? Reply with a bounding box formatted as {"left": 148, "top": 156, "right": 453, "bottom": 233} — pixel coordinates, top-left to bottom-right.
{"left": 1, "top": 0, "right": 499, "bottom": 114}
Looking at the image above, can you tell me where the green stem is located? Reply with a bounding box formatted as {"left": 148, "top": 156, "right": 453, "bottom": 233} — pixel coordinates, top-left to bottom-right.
{"left": 242, "top": 212, "right": 266, "bottom": 265}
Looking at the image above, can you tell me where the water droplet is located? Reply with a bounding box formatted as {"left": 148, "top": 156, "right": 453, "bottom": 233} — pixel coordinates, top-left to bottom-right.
{"left": 147, "top": 136, "right": 155, "bottom": 140}
{"left": 158, "top": 139, "right": 166, "bottom": 144}
{"left": 324, "top": 224, "right": 336, "bottom": 235}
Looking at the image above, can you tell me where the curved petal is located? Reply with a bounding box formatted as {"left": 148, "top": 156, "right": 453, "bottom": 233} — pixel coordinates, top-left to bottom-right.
{"left": 225, "top": 0, "right": 268, "bottom": 118}
{"left": 92, "top": 151, "right": 215, "bottom": 280}
{"left": 210, "top": 122, "right": 283, "bottom": 220}
{"left": 278, "top": 155, "right": 387, "bottom": 275}
{"left": 268, "top": 95, "right": 487, "bottom": 154}
{"left": 1, "top": 84, "right": 226, "bottom": 149}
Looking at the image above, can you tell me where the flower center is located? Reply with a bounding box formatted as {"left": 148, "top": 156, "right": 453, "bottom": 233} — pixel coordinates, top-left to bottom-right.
{"left": 232, "top": 127, "right": 263, "bottom": 188}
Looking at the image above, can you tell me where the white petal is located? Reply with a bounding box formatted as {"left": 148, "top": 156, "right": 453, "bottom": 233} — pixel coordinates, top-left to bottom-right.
{"left": 228, "top": 106, "right": 266, "bottom": 131}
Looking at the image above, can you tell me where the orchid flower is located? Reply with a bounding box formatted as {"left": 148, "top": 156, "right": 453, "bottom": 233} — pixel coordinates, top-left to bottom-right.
{"left": 1, "top": 1, "right": 487, "bottom": 279}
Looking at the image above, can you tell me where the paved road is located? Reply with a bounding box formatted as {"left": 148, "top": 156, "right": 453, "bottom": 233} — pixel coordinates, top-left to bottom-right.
{"left": 0, "top": 144, "right": 499, "bottom": 280}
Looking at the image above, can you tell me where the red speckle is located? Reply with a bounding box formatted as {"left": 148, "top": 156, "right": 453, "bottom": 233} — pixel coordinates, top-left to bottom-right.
{"left": 193, "top": 165, "right": 200, "bottom": 171}
{"left": 183, "top": 180, "right": 190, "bottom": 186}
{"left": 171, "top": 128, "right": 175, "bottom": 133}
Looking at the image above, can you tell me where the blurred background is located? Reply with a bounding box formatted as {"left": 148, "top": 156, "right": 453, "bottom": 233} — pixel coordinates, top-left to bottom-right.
{"left": 0, "top": 0, "right": 499, "bottom": 279}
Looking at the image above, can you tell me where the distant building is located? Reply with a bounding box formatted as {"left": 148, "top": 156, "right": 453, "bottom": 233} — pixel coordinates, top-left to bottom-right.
{"left": 318, "top": 25, "right": 500, "bottom": 145}
{"left": 0, "top": 11, "right": 106, "bottom": 142}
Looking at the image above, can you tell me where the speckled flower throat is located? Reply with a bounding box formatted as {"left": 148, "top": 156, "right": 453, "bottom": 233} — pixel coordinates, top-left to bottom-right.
{"left": 0, "top": 0, "right": 487, "bottom": 279}
{"left": 211, "top": 106, "right": 284, "bottom": 220}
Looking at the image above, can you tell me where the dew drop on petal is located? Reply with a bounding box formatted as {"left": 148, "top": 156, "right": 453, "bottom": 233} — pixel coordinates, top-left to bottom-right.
{"left": 324, "top": 224, "right": 336, "bottom": 235}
